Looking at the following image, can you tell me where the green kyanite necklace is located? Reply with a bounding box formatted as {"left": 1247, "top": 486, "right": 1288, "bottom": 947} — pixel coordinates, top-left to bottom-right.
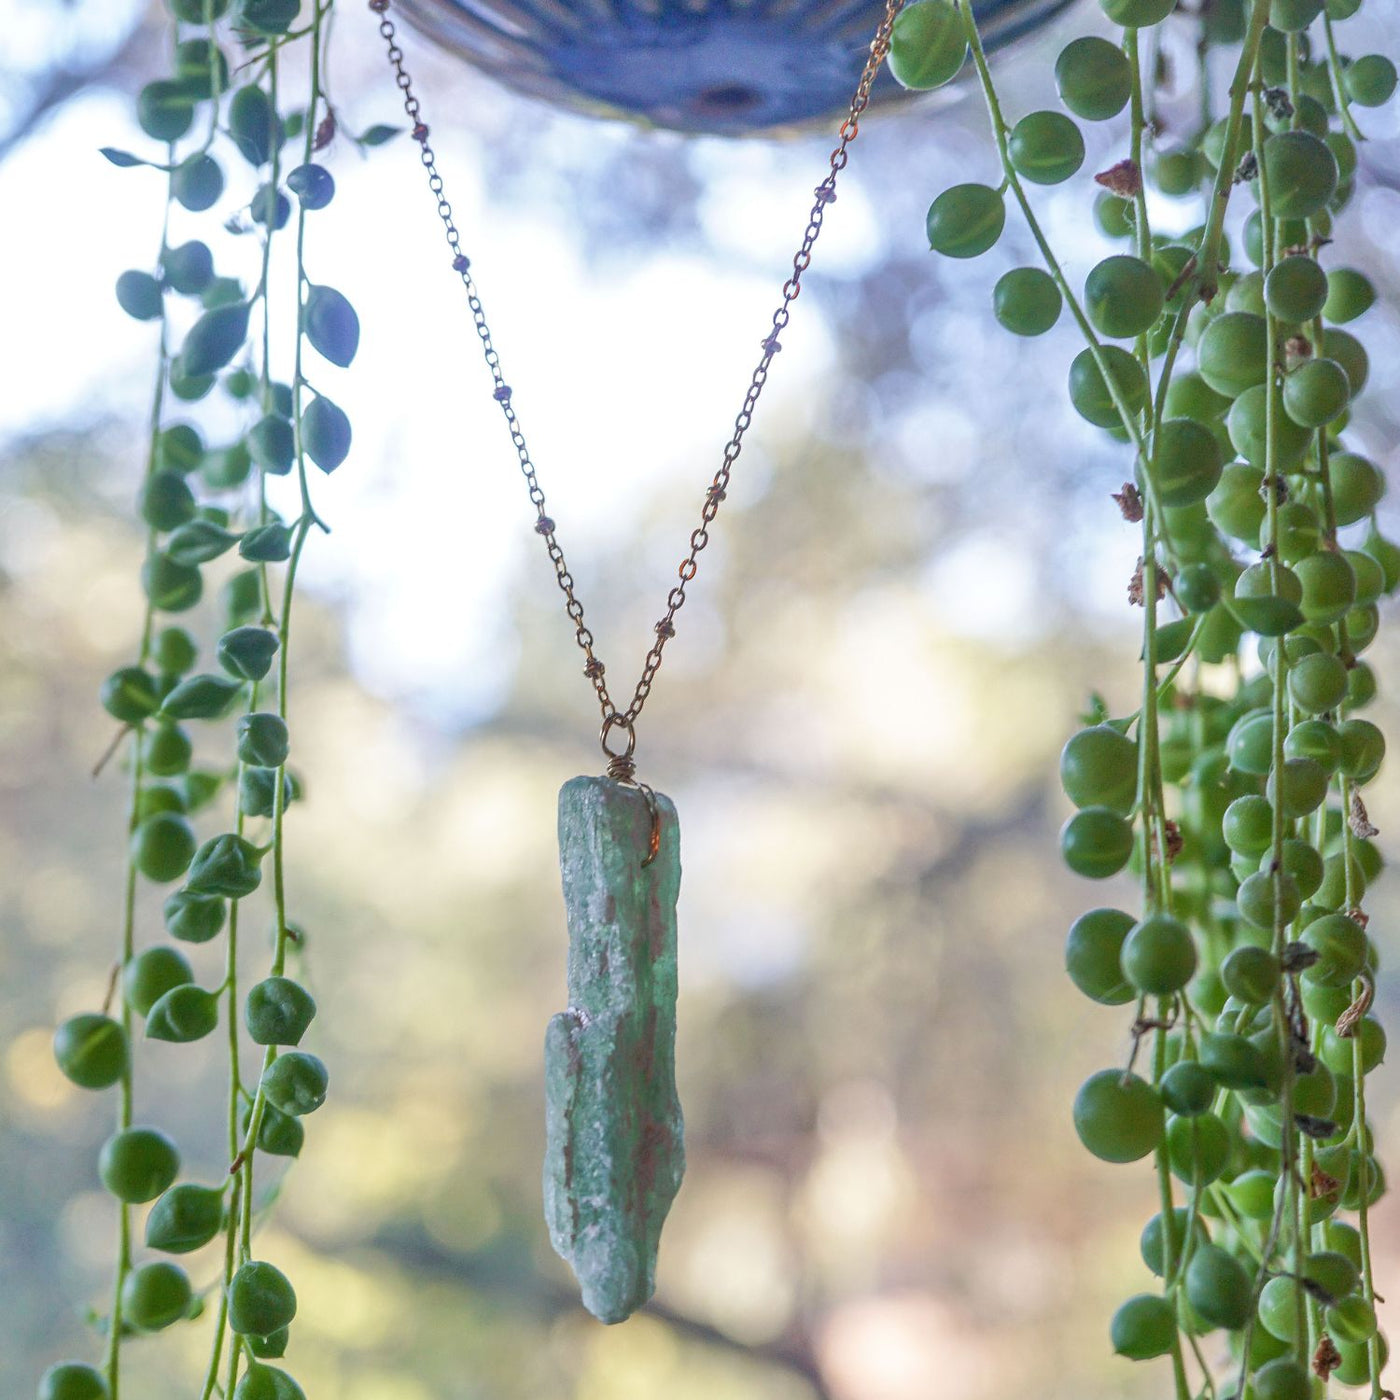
{"left": 370, "top": 0, "right": 901, "bottom": 1323}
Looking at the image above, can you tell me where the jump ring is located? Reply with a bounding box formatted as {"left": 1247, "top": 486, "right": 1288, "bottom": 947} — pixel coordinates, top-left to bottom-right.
{"left": 600, "top": 713, "right": 637, "bottom": 761}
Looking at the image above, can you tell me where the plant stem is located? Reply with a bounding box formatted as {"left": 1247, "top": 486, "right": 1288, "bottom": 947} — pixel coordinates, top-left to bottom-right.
{"left": 105, "top": 132, "right": 178, "bottom": 1396}
{"left": 232, "top": 0, "right": 330, "bottom": 1308}
{"left": 1125, "top": 28, "right": 1153, "bottom": 266}
{"left": 953, "top": 0, "right": 1168, "bottom": 522}
{"left": 221, "top": 39, "right": 287, "bottom": 1400}
{"left": 1351, "top": 990, "right": 1383, "bottom": 1399}
{"left": 1152, "top": 1010, "right": 1193, "bottom": 1400}
{"left": 1193, "top": 0, "right": 1273, "bottom": 301}
{"left": 1322, "top": 14, "right": 1365, "bottom": 144}
{"left": 1247, "top": 65, "right": 1313, "bottom": 1376}
{"left": 197, "top": 1176, "right": 239, "bottom": 1400}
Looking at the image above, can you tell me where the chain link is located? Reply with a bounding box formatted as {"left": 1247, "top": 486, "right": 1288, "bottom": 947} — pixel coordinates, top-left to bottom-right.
{"left": 369, "top": 0, "right": 903, "bottom": 757}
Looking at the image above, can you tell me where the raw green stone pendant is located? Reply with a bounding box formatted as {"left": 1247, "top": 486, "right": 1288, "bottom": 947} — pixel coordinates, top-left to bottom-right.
{"left": 544, "top": 775, "right": 685, "bottom": 1324}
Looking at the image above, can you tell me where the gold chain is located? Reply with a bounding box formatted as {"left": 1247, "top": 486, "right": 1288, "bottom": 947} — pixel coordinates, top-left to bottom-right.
{"left": 369, "top": 0, "right": 903, "bottom": 766}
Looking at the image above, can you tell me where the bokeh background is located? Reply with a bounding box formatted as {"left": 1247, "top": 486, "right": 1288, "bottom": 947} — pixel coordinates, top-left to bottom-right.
{"left": 4, "top": 2, "right": 1400, "bottom": 1396}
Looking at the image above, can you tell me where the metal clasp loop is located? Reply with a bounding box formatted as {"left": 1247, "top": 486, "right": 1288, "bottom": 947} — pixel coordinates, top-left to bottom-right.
{"left": 599, "top": 714, "right": 658, "bottom": 868}
{"left": 600, "top": 713, "right": 637, "bottom": 764}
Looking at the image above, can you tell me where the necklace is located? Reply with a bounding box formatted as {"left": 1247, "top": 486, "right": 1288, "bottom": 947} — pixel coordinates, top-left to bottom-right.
{"left": 370, "top": 0, "right": 901, "bottom": 1323}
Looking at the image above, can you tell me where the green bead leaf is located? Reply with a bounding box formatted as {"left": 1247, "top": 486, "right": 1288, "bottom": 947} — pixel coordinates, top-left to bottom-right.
{"left": 202, "top": 276, "right": 246, "bottom": 310}
{"left": 163, "top": 888, "right": 227, "bottom": 943}
{"left": 239, "top": 523, "right": 293, "bottom": 563}
{"left": 266, "top": 381, "right": 295, "bottom": 418}
{"left": 229, "top": 1260, "right": 298, "bottom": 1335}
{"left": 240, "top": 0, "right": 300, "bottom": 35}
{"left": 1009, "top": 110, "right": 1086, "bottom": 186}
{"left": 161, "top": 672, "right": 245, "bottom": 720}
{"left": 38, "top": 1361, "right": 110, "bottom": 1399}
{"left": 245, "top": 977, "right": 317, "bottom": 1046}
{"left": 229, "top": 85, "right": 276, "bottom": 166}
{"left": 180, "top": 302, "right": 251, "bottom": 378}
{"left": 144, "top": 721, "right": 193, "bottom": 774}
{"left": 173, "top": 153, "right": 225, "bottom": 211}
{"left": 251, "top": 183, "right": 290, "bottom": 231}
{"left": 166, "top": 519, "right": 239, "bottom": 566}
{"left": 116, "top": 270, "right": 164, "bottom": 322}
{"left": 101, "top": 147, "right": 148, "bottom": 167}
{"left": 131, "top": 809, "right": 197, "bottom": 883}
{"left": 926, "top": 183, "right": 1005, "bottom": 258}
{"left": 356, "top": 124, "right": 401, "bottom": 147}
{"left": 101, "top": 667, "right": 160, "bottom": 724}
{"left": 145, "top": 985, "right": 220, "bottom": 1043}
{"left": 169, "top": 365, "right": 216, "bottom": 403}
{"left": 203, "top": 440, "right": 254, "bottom": 490}
{"left": 143, "top": 723, "right": 193, "bottom": 774}
{"left": 1225, "top": 596, "right": 1305, "bottom": 638}
{"left": 1149, "top": 617, "right": 1195, "bottom": 664}
{"left": 187, "top": 834, "right": 265, "bottom": 899}
{"left": 177, "top": 769, "right": 225, "bottom": 812}
{"left": 247, "top": 1102, "right": 304, "bottom": 1157}
{"left": 157, "top": 424, "right": 205, "bottom": 475}
{"left": 153, "top": 626, "right": 198, "bottom": 675}
{"left": 304, "top": 285, "right": 360, "bottom": 368}
{"left": 121, "top": 1260, "right": 193, "bottom": 1331}
{"left": 237, "top": 712, "right": 289, "bottom": 768}
{"left": 240, "top": 766, "right": 294, "bottom": 819}
{"left": 1073, "top": 1069, "right": 1162, "bottom": 1161}
{"left": 141, "top": 717, "right": 191, "bottom": 774}
{"left": 124, "top": 946, "right": 194, "bottom": 1017}
{"left": 261, "top": 1051, "right": 328, "bottom": 1116}
{"left": 218, "top": 626, "right": 280, "bottom": 681}
{"left": 99, "top": 1126, "right": 181, "bottom": 1203}
{"left": 1111, "top": 1293, "right": 1176, "bottom": 1360}
{"left": 225, "top": 368, "right": 258, "bottom": 400}
{"left": 248, "top": 1328, "right": 290, "bottom": 1360}
{"left": 53, "top": 1014, "right": 127, "bottom": 1090}
{"left": 175, "top": 38, "right": 229, "bottom": 98}
{"left": 301, "top": 394, "right": 351, "bottom": 473}
{"left": 1055, "top": 35, "right": 1132, "bottom": 121}
{"left": 137, "top": 81, "right": 195, "bottom": 143}
{"left": 286, "top": 163, "right": 334, "bottom": 210}
{"left": 248, "top": 415, "right": 295, "bottom": 474}
{"left": 1186, "top": 1244, "right": 1253, "bottom": 1329}
{"left": 141, "top": 472, "right": 198, "bottom": 532}
{"left": 234, "top": 1365, "right": 306, "bottom": 1400}
{"left": 145, "top": 1183, "right": 225, "bottom": 1254}
{"left": 224, "top": 568, "right": 265, "bottom": 625}
{"left": 887, "top": 0, "right": 966, "bottom": 90}
{"left": 162, "top": 240, "right": 215, "bottom": 296}
{"left": 136, "top": 785, "right": 187, "bottom": 821}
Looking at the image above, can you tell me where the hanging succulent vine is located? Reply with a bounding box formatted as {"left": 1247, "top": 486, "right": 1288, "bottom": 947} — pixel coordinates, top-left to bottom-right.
{"left": 41, "top": 2, "right": 383, "bottom": 1396}
{"left": 897, "top": 0, "right": 1395, "bottom": 1393}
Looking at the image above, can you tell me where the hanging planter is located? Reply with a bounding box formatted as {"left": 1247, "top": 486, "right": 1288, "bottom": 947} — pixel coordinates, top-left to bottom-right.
{"left": 392, "top": 0, "right": 1073, "bottom": 132}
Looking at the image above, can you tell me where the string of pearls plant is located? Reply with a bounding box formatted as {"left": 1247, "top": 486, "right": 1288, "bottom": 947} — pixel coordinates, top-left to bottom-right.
{"left": 40, "top": 2, "right": 385, "bottom": 1396}
{"left": 895, "top": 0, "right": 1394, "bottom": 1395}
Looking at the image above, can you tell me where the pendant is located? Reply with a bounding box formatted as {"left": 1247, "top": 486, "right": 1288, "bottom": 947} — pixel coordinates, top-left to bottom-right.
{"left": 544, "top": 774, "right": 686, "bottom": 1323}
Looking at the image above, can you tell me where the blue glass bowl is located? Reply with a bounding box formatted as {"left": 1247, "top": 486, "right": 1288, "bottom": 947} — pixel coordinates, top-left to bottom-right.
{"left": 395, "top": 0, "right": 1073, "bottom": 134}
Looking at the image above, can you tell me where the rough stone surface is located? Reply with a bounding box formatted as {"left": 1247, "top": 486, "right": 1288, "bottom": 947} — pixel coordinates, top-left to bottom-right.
{"left": 544, "top": 775, "right": 685, "bottom": 1324}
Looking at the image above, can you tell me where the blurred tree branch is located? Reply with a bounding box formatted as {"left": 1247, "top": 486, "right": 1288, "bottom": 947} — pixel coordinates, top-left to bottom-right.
{"left": 0, "top": 9, "right": 150, "bottom": 162}
{"left": 367, "top": 1224, "right": 832, "bottom": 1400}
